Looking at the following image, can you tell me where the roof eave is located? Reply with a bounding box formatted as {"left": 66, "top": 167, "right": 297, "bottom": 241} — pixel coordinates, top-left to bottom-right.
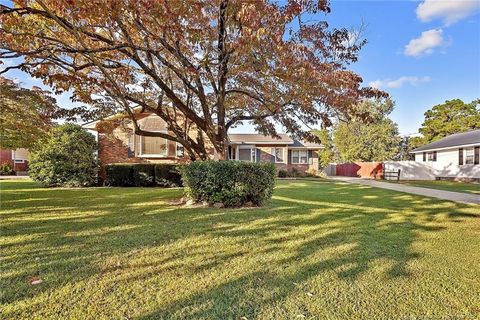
{"left": 410, "top": 142, "right": 480, "bottom": 153}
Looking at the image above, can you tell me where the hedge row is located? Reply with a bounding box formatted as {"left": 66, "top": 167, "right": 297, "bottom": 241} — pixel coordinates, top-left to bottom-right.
{"left": 105, "top": 163, "right": 182, "bottom": 187}
{"left": 180, "top": 161, "right": 276, "bottom": 207}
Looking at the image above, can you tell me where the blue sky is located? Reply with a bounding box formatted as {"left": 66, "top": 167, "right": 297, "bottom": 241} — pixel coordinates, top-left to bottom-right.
{"left": 326, "top": 0, "right": 480, "bottom": 135}
{"left": 2, "top": 0, "right": 479, "bottom": 136}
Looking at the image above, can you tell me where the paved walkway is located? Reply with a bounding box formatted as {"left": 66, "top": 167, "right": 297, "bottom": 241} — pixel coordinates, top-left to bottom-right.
{"left": 0, "top": 175, "right": 30, "bottom": 180}
{"left": 329, "top": 177, "right": 480, "bottom": 205}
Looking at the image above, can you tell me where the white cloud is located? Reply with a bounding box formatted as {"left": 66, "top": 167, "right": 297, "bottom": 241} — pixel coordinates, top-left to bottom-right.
{"left": 368, "top": 80, "right": 383, "bottom": 89}
{"left": 404, "top": 29, "right": 445, "bottom": 56}
{"left": 369, "top": 76, "right": 431, "bottom": 89}
{"left": 416, "top": 0, "right": 480, "bottom": 26}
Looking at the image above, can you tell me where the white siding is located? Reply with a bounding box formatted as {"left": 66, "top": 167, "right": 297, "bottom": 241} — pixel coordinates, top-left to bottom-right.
{"left": 12, "top": 148, "right": 30, "bottom": 161}
{"left": 396, "top": 145, "right": 480, "bottom": 180}
{"left": 435, "top": 148, "right": 459, "bottom": 166}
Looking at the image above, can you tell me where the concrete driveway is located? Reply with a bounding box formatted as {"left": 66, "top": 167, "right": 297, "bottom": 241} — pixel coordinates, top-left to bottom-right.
{"left": 329, "top": 177, "right": 480, "bottom": 205}
{"left": 0, "top": 175, "right": 30, "bottom": 180}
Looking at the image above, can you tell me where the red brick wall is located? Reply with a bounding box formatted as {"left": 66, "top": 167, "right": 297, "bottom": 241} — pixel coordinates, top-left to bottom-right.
{"left": 97, "top": 133, "right": 186, "bottom": 180}
{"left": 0, "top": 149, "right": 28, "bottom": 172}
{"left": 95, "top": 113, "right": 211, "bottom": 172}
{"left": 98, "top": 134, "right": 144, "bottom": 165}
{"left": 0, "top": 149, "right": 12, "bottom": 163}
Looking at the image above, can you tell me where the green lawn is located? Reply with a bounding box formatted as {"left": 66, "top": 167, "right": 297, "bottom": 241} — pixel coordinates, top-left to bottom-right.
{"left": 388, "top": 180, "right": 480, "bottom": 195}
{"left": 1, "top": 179, "right": 479, "bottom": 319}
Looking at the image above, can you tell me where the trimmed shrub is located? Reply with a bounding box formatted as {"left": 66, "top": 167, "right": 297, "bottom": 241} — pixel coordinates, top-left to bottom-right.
{"left": 105, "top": 164, "right": 135, "bottom": 186}
{"left": 155, "top": 164, "right": 182, "bottom": 187}
{"left": 105, "top": 163, "right": 182, "bottom": 187}
{"left": 29, "top": 124, "right": 98, "bottom": 187}
{"left": 288, "top": 167, "right": 302, "bottom": 178}
{"left": 133, "top": 164, "right": 155, "bottom": 187}
{"left": 305, "top": 167, "right": 319, "bottom": 177}
{"left": 0, "top": 162, "right": 14, "bottom": 176}
{"left": 278, "top": 169, "right": 288, "bottom": 178}
{"left": 180, "top": 161, "right": 276, "bottom": 207}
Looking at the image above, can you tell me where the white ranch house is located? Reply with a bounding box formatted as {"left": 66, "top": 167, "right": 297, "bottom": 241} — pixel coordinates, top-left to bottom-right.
{"left": 385, "top": 129, "right": 480, "bottom": 181}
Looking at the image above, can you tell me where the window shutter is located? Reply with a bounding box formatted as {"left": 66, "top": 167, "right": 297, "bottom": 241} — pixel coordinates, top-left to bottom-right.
{"left": 423, "top": 152, "right": 426, "bottom": 162}
{"left": 287, "top": 150, "right": 292, "bottom": 164}
{"left": 137, "top": 135, "right": 142, "bottom": 156}
{"left": 433, "top": 151, "right": 437, "bottom": 161}
{"left": 459, "top": 148, "right": 463, "bottom": 165}
{"left": 127, "top": 133, "right": 134, "bottom": 157}
{"left": 475, "top": 146, "right": 479, "bottom": 165}
{"left": 256, "top": 148, "right": 261, "bottom": 163}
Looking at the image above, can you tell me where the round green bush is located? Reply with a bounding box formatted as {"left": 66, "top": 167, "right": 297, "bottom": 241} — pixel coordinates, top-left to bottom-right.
{"left": 29, "top": 124, "right": 98, "bottom": 187}
{"left": 180, "top": 161, "right": 276, "bottom": 207}
{"left": 133, "top": 164, "right": 155, "bottom": 187}
{"left": 278, "top": 169, "right": 288, "bottom": 178}
{"left": 155, "top": 164, "right": 182, "bottom": 187}
{"left": 105, "top": 164, "right": 134, "bottom": 186}
{"left": 0, "top": 162, "right": 15, "bottom": 175}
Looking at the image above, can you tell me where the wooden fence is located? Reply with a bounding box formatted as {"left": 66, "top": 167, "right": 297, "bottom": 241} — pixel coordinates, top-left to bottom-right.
{"left": 335, "top": 162, "right": 384, "bottom": 179}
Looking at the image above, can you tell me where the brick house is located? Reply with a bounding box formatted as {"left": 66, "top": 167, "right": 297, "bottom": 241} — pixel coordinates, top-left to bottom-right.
{"left": 0, "top": 148, "right": 30, "bottom": 173}
{"left": 83, "top": 112, "right": 322, "bottom": 177}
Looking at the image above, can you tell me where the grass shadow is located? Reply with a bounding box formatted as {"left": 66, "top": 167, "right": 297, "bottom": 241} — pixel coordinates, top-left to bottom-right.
{"left": 1, "top": 179, "right": 478, "bottom": 319}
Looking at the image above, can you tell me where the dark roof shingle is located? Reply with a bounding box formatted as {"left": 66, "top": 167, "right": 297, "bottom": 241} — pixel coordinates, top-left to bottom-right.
{"left": 411, "top": 129, "right": 480, "bottom": 153}
{"left": 228, "top": 133, "right": 293, "bottom": 144}
{"left": 228, "top": 133, "right": 322, "bottom": 148}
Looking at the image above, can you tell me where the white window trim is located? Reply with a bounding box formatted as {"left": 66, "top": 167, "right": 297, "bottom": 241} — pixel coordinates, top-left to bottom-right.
{"left": 272, "top": 147, "right": 285, "bottom": 163}
{"left": 175, "top": 142, "right": 185, "bottom": 158}
{"left": 237, "top": 145, "right": 255, "bottom": 162}
{"left": 11, "top": 150, "right": 26, "bottom": 163}
{"left": 291, "top": 150, "right": 309, "bottom": 164}
{"left": 137, "top": 132, "right": 169, "bottom": 157}
{"left": 464, "top": 147, "right": 475, "bottom": 165}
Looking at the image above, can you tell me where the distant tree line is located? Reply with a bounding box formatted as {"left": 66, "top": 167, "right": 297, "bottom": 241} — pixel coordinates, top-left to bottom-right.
{"left": 315, "top": 98, "right": 479, "bottom": 165}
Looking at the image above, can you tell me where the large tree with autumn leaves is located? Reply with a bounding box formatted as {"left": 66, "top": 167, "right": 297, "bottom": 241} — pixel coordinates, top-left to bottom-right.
{"left": 0, "top": 0, "right": 385, "bottom": 160}
{"left": 0, "top": 77, "right": 68, "bottom": 149}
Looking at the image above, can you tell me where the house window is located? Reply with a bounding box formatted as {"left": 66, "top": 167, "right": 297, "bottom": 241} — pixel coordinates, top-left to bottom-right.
{"left": 465, "top": 148, "right": 474, "bottom": 164}
{"left": 176, "top": 143, "right": 184, "bottom": 157}
{"left": 427, "top": 151, "right": 437, "bottom": 161}
{"left": 127, "top": 133, "right": 135, "bottom": 157}
{"left": 292, "top": 150, "right": 308, "bottom": 164}
{"left": 239, "top": 148, "right": 252, "bottom": 161}
{"left": 238, "top": 146, "right": 255, "bottom": 162}
{"left": 273, "top": 147, "right": 284, "bottom": 163}
{"left": 139, "top": 135, "right": 168, "bottom": 156}
{"left": 228, "top": 146, "right": 236, "bottom": 160}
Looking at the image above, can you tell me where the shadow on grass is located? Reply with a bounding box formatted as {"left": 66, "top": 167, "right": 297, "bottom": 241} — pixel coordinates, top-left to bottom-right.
{"left": 0, "top": 179, "right": 478, "bottom": 319}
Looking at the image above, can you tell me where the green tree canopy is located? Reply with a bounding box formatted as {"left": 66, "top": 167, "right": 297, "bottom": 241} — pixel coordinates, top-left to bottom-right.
{"left": 29, "top": 124, "right": 98, "bottom": 187}
{"left": 312, "top": 128, "right": 335, "bottom": 168}
{"left": 333, "top": 98, "right": 401, "bottom": 162}
{"left": 395, "top": 136, "right": 425, "bottom": 161}
{"left": 0, "top": 77, "right": 66, "bottom": 149}
{"left": 419, "top": 99, "right": 480, "bottom": 142}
